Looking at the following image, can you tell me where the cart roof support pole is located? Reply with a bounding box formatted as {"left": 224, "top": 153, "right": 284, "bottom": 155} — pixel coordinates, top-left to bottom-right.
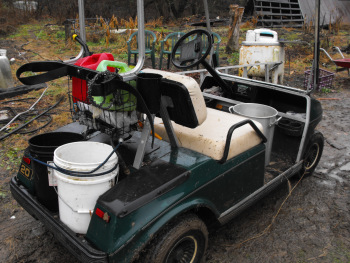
{"left": 64, "top": 0, "right": 86, "bottom": 64}
{"left": 312, "top": 0, "right": 321, "bottom": 93}
{"left": 203, "top": 0, "right": 214, "bottom": 66}
{"left": 203, "top": 0, "right": 212, "bottom": 33}
{"left": 78, "top": 0, "right": 86, "bottom": 42}
{"left": 122, "top": 0, "right": 145, "bottom": 81}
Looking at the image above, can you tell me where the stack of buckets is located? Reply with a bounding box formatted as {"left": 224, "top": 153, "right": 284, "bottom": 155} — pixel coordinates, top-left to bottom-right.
{"left": 28, "top": 132, "right": 85, "bottom": 211}
{"left": 28, "top": 132, "right": 118, "bottom": 234}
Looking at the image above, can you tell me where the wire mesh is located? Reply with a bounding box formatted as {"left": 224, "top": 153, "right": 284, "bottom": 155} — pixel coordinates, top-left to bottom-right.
{"left": 67, "top": 76, "right": 138, "bottom": 138}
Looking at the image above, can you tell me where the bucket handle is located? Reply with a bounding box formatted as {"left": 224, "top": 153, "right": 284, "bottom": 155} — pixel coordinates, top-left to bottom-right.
{"left": 228, "top": 106, "right": 235, "bottom": 114}
{"left": 53, "top": 167, "right": 119, "bottom": 214}
{"left": 229, "top": 106, "right": 282, "bottom": 126}
{"left": 53, "top": 186, "right": 83, "bottom": 214}
{"left": 269, "top": 116, "right": 282, "bottom": 127}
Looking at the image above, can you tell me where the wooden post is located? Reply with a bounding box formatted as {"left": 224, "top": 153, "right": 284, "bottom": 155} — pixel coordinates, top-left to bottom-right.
{"left": 226, "top": 5, "right": 244, "bottom": 54}
{"left": 64, "top": 20, "right": 71, "bottom": 46}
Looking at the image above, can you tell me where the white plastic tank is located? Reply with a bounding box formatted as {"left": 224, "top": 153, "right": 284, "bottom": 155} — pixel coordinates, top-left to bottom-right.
{"left": 0, "top": 49, "right": 14, "bottom": 89}
{"left": 239, "top": 29, "right": 285, "bottom": 84}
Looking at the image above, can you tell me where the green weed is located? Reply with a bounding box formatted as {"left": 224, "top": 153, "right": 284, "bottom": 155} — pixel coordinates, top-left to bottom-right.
{"left": 56, "top": 30, "right": 65, "bottom": 39}
{"left": 321, "top": 87, "right": 332, "bottom": 94}
{"left": 227, "top": 51, "right": 240, "bottom": 65}
{"left": 3, "top": 147, "right": 22, "bottom": 170}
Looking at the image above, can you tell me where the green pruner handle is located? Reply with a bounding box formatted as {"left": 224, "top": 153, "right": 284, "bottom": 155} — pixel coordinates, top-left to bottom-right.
{"left": 96, "top": 60, "right": 131, "bottom": 74}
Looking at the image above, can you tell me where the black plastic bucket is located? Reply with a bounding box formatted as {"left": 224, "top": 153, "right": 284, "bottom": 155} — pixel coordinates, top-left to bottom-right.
{"left": 29, "top": 132, "right": 84, "bottom": 211}
{"left": 136, "top": 73, "right": 162, "bottom": 114}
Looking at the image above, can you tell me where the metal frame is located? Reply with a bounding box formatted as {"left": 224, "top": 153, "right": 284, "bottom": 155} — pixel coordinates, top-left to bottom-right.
{"left": 122, "top": 0, "right": 145, "bottom": 81}
{"left": 203, "top": 0, "right": 214, "bottom": 66}
{"left": 133, "top": 115, "right": 153, "bottom": 169}
{"left": 159, "top": 97, "right": 180, "bottom": 148}
{"left": 199, "top": 72, "right": 311, "bottom": 164}
{"left": 178, "top": 62, "right": 283, "bottom": 84}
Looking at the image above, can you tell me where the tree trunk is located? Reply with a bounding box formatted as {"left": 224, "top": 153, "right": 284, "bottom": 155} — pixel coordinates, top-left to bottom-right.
{"left": 226, "top": 5, "right": 244, "bottom": 54}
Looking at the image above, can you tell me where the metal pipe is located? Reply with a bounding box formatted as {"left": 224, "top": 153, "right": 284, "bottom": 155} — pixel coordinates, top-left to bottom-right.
{"left": 64, "top": 0, "right": 86, "bottom": 64}
{"left": 122, "top": 0, "right": 145, "bottom": 81}
{"left": 203, "top": 0, "right": 212, "bottom": 33}
{"left": 312, "top": 0, "right": 321, "bottom": 94}
{"left": 203, "top": 0, "right": 214, "bottom": 66}
{"left": 333, "top": 46, "right": 345, "bottom": 58}
{"left": 78, "top": 0, "right": 86, "bottom": 42}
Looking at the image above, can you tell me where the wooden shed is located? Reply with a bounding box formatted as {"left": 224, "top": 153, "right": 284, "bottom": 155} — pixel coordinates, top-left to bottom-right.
{"left": 299, "top": 0, "right": 350, "bottom": 25}
{"left": 253, "top": 0, "right": 350, "bottom": 27}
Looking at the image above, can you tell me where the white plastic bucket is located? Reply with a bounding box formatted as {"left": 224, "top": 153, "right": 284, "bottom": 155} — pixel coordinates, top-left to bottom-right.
{"left": 53, "top": 141, "right": 118, "bottom": 234}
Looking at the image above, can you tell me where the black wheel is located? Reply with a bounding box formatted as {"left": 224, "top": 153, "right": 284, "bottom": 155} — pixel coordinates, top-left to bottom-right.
{"left": 145, "top": 214, "right": 208, "bottom": 263}
{"left": 300, "top": 130, "right": 324, "bottom": 177}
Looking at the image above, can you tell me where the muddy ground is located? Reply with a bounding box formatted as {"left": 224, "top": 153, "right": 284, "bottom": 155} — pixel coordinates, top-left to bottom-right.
{"left": 1, "top": 39, "right": 350, "bottom": 262}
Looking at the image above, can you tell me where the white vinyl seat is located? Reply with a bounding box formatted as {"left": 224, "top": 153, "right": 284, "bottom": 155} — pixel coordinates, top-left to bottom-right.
{"left": 154, "top": 108, "right": 263, "bottom": 160}
{"left": 142, "top": 69, "right": 264, "bottom": 161}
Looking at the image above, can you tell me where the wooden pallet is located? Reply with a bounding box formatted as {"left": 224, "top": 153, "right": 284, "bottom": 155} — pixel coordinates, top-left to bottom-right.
{"left": 254, "top": 0, "right": 304, "bottom": 28}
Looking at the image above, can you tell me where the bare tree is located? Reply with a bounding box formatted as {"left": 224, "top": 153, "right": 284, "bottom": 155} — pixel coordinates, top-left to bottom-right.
{"left": 226, "top": 5, "right": 244, "bottom": 53}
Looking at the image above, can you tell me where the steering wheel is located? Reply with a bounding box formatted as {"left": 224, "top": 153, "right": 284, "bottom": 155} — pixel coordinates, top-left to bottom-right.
{"left": 171, "top": 29, "right": 234, "bottom": 98}
{"left": 171, "top": 29, "right": 212, "bottom": 69}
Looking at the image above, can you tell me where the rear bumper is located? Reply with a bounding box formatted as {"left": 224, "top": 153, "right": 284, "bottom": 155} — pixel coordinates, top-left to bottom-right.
{"left": 10, "top": 177, "right": 108, "bottom": 263}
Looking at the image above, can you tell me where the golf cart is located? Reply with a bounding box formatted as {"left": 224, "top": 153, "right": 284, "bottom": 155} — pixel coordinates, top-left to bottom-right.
{"left": 10, "top": 0, "right": 324, "bottom": 262}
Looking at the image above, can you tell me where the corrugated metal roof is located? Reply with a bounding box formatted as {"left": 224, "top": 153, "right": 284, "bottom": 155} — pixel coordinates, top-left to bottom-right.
{"left": 299, "top": 0, "right": 350, "bottom": 25}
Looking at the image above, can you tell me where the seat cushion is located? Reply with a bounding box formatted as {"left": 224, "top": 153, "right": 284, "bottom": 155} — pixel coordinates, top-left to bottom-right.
{"left": 154, "top": 108, "right": 264, "bottom": 161}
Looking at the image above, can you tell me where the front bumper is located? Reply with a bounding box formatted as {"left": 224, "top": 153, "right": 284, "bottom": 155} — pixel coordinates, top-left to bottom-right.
{"left": 10, "top": 177, "right": 108, "bottom": 263}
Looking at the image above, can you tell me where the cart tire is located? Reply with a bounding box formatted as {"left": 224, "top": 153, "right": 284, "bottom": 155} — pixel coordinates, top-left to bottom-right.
{"left": 299, "top": 130, "right": 324, "bottom": 177}
{"left": 145, "top": 214, "right": 208, "bottom": 263}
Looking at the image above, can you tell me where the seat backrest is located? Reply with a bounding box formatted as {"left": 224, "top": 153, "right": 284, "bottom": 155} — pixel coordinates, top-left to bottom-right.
{"left": 212, "top": 32, "right": 221, "bottom": 51}
{"left": 142, "top": 69, "right": 207, "bottom": 128}
{"left": 201, "top": 32, "right": 221, "bottom": 52}
{"left": 212, "top": 32, "right": 221, "bottom": 43}
{"left": 162, "top": 32, "right": 185, "bottom": 51}
{"left": 127, "top": 30, "right": 156, "bottom": 49}
{"left": 144, "top": 30, "right": 156, "bottom": 49}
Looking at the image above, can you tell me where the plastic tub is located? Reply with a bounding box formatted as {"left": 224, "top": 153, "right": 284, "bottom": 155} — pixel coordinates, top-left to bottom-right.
{"left": 231, "top": 103, "right": 278, "bottom": 166}
{"left": 53, "top": 141, "right": 118, "bottom": 234}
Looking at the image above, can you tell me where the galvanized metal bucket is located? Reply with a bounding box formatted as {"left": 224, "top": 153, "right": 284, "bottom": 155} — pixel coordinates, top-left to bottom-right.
{"left": 230, "top": 103, "right": 280, "bottom": 166}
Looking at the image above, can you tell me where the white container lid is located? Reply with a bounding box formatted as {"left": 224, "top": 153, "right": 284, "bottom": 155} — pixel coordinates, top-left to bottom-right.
{"left": 242, "top": 28, "right": 278, "bottom": 45}
{"left": 0, "top": 49, "right": 7, "bottom": 57}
